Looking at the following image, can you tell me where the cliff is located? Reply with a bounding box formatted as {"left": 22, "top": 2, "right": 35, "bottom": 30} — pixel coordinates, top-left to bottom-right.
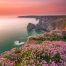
{"left": 27, "top": 16, "right": 66, "bottom": 34}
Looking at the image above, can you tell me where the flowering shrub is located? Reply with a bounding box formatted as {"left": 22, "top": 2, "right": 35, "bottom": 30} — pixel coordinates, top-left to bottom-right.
{"left": 28, "top": 31, "right": 66, "bottom": 44}
{"left": 0, "top": 41, "right": 66, "bottom": 66}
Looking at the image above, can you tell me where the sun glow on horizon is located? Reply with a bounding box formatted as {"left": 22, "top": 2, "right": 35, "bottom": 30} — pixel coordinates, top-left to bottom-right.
{"left": 0, "top": 0, "right": 65, "bottom": 16}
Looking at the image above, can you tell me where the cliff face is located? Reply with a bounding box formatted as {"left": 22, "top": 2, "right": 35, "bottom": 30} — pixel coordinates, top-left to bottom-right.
{"left": 27, "top": 23, "right": 36, "bottom": 35}
{"left": 27, "top": 23, "right": 36, "bottom": 32}
{"left": 27, "top": 16, "right": 66, "bottom": 34}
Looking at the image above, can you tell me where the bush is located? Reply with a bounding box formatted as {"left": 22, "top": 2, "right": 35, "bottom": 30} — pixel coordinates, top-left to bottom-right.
{"left": 63, "top": 36, "right": 66, "bottom": 41}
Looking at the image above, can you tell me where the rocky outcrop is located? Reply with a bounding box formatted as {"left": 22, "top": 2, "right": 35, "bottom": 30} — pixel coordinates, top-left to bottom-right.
{"left": 27, "top": 23, "right": 36, "bottom": 32}
{"left": 27, "top": 16, "right": 66, "bottom": 34}
{"left": 27, "top": 23, "right": 36, "bottom": 35}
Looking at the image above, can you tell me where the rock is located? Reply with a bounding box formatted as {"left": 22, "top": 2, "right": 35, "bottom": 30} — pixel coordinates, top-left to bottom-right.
{"left": 27, "top": 23, "right": 36, "bottom": 32}
{"left": 27, "top": 16, "right": 66, "bottom": 35}
{"left": 27, "top": 23, "right": 36, "bottom": 35}
{"left": 35, "top": 16, "right": 66, "bottom": 32}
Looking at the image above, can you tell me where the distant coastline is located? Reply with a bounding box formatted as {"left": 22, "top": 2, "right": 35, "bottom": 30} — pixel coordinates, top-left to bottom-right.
{"left": 18, "top": 15, "right": 66, "bottom": 18}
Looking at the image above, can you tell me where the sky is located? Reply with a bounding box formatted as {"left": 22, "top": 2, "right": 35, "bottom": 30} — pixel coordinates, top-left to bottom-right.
{"left": 0, "top": 0, "right": 66, "bottom": 16}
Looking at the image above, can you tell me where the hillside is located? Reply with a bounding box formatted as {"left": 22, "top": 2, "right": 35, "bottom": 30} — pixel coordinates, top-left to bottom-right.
{"left": 0, "top": 30, "right": 66, "bottom": 66}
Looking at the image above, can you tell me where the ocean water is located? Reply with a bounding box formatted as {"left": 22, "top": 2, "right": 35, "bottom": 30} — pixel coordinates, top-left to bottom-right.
{"left": 0, "top": 17, "right": 38, "bottom": 53}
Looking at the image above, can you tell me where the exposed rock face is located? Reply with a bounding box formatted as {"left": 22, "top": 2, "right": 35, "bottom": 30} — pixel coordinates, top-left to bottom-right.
{"left": 27, "top": 23, "right": 36, "bottom": 35}
{"left": 27, "top": 23, "right": 36, "bottom": 32}
{"left": 35, "top": 17, "right": 54, "bottom": 32}
{"left": 27, "top": 16, "right": 66, "bottom": 35}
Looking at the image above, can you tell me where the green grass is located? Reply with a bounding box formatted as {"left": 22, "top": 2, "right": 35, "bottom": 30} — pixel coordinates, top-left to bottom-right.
{"left": 32, "top": 37, "right": 47, "bottom": 44}
{"left": 32, "top": 35, "right": 61, "bottom": 44}
{"left": 63, "top": 36, "right": 66, "bottom": 41}
{"left": 0, "top": 63, "right": 2, "bottom": 66}
{"left": 14, "top": 63, "right": 21, "bottom": 66}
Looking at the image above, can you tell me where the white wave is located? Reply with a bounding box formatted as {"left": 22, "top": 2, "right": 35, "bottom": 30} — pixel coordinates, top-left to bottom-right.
{"left": 14, "top": 41, "right": 25, "bottom": 46}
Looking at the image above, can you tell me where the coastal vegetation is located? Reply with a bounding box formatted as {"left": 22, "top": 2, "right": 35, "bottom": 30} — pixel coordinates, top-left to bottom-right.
{"left": 0, "top": 30, "right": 66, "bottom": 66}
{"left": 27, "top": 30, "right": 66, "bottom": 44}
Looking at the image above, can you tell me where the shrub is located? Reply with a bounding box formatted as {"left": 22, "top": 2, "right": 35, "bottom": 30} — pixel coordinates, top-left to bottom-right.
{"left": 63, "top": 36, "right": 66, "bottom": 41}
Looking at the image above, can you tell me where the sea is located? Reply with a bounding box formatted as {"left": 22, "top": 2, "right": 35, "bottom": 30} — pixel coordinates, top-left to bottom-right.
{"left": 0, "top": 17, "right": 39, "bottom": 53}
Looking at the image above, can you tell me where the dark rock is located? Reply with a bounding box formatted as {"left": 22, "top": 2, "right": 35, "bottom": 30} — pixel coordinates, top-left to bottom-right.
{"left": 27, "top": 23, "right": 36, "bottom": 32}
{"left": 35, "top": 22, "right": 49, "bottom": 33}
{"left": 27, "top": 23, "right": 36, "bottom": 36}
